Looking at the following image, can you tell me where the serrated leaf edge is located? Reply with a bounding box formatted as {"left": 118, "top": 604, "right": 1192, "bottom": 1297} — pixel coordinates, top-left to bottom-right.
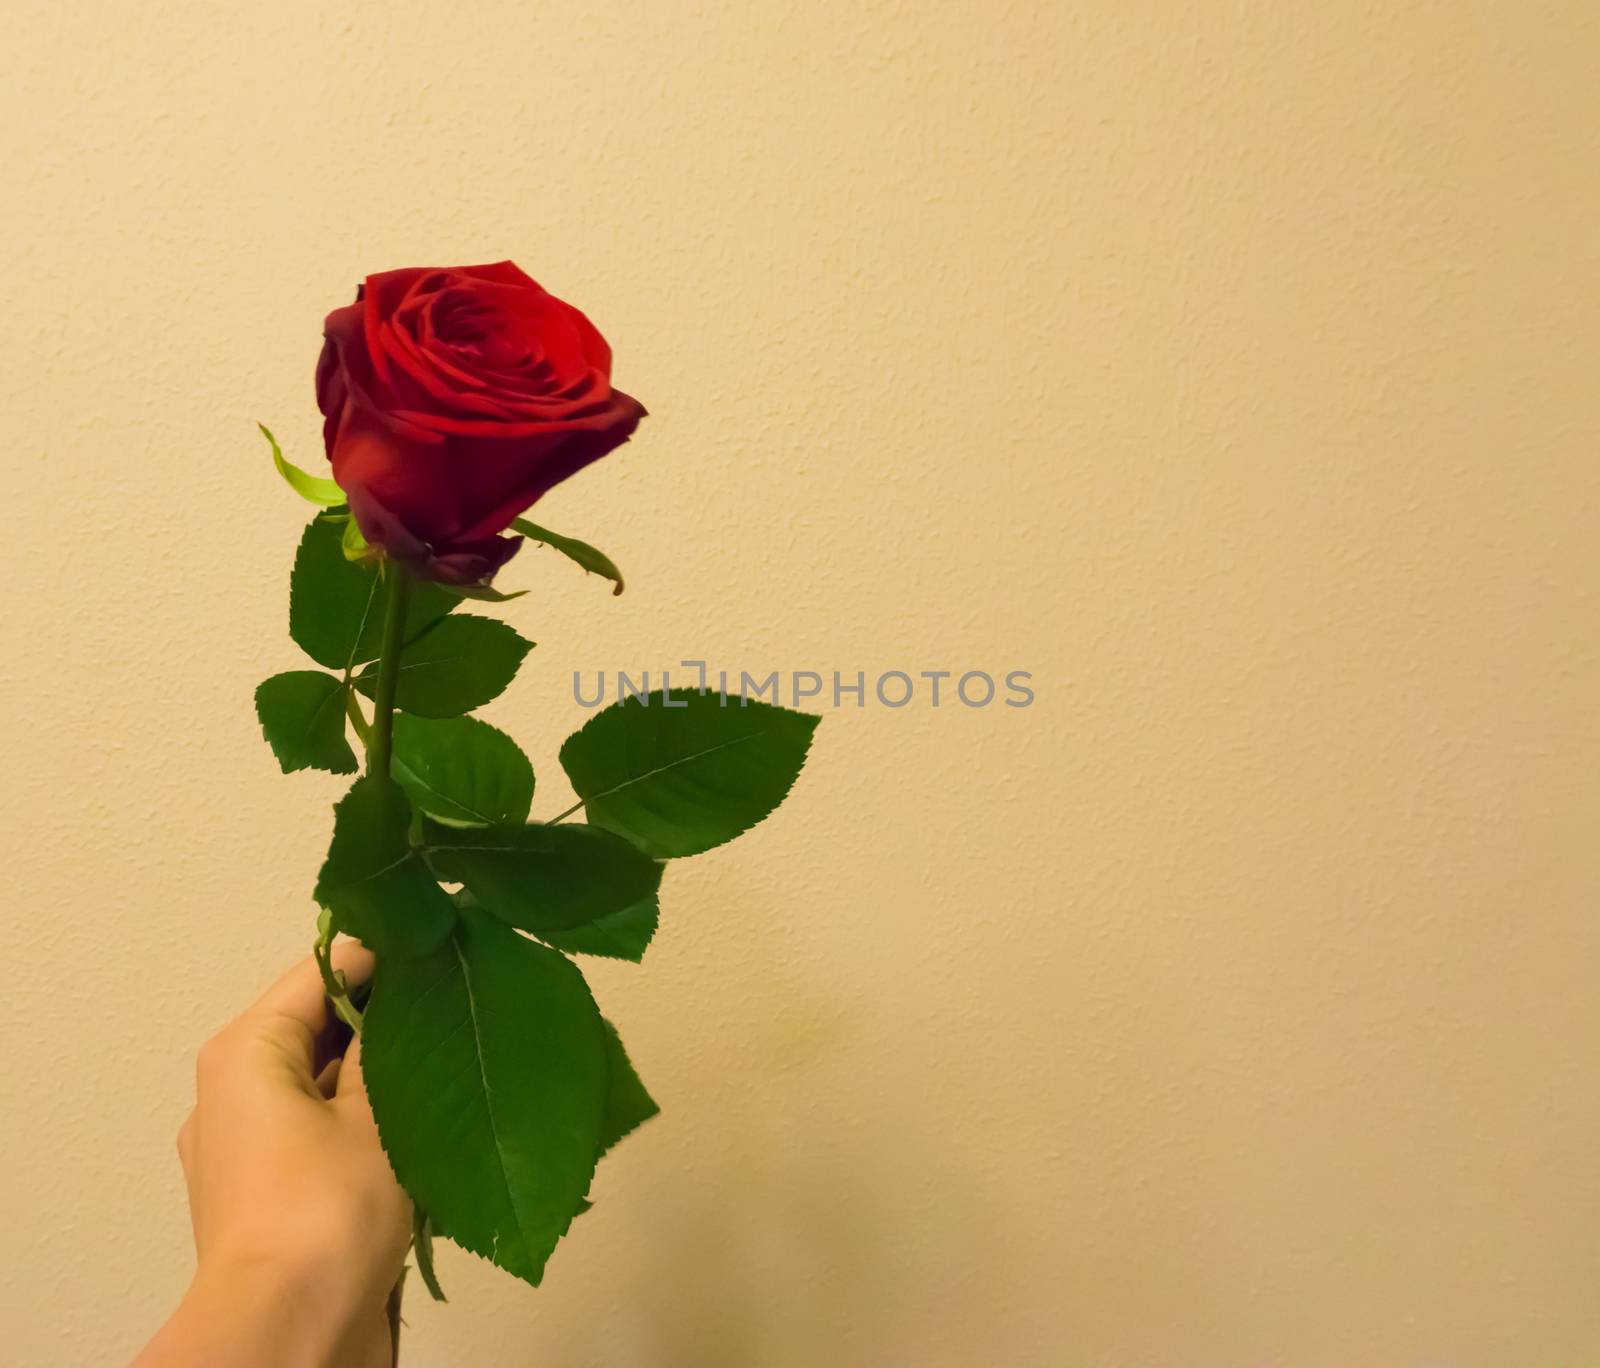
{"left": 352, "top": 616, "right": 535, "bottom": 714}
{"left": 536, "top": 893, "right": 660, "bottom": 963}
{"left": 253, "top": 671, "right": 357, "bottom": 775}
{"left": 391, "top": 715, "right": 534, "bottom": 828}
{"left": 368, "top": 932, "right": 601, "bottom": 1287}
{"left": 559, "top": 692, "right": 821, "bottom": 858}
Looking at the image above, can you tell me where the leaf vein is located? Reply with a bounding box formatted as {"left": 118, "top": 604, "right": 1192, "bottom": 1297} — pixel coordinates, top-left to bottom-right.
{"left": 344, "top": 579, "right": 382, "bottom": 672}
{"left": 453, "top": 933, "right": 527, "bottom": 1269}
{"left": 581, "top": 727, "right": 774, "bottom": 805}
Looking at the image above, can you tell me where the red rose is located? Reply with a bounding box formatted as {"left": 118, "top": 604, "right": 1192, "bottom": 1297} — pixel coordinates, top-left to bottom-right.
{"left": 316, "top": 261, "right": 645, "bottom": 584}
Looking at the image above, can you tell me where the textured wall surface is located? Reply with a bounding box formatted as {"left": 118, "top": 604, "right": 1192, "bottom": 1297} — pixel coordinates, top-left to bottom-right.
{"left": 3, "top": 2, "right": 1598, "bottom": 1364}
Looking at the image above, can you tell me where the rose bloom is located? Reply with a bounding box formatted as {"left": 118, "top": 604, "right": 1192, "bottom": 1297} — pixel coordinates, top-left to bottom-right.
{"left": 316, "top": 262, "right": 645, "bottom": 583}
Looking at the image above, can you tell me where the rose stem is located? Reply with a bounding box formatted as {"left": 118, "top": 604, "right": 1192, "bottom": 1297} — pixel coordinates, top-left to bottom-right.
{"left": 367, "top": 564, "right": 412, "bottom": 780}
{"left": 355, "top": 560, "right": 414, "bottom": 1367}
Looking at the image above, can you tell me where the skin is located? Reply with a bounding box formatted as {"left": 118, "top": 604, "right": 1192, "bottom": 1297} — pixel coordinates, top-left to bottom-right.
{"left": 133, "top": 944, "right": 411, "bottom": 1367}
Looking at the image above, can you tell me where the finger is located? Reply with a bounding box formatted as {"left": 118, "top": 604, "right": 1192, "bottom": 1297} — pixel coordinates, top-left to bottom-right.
{"left": 310, "top": 1013, "right": 350, "bottom": 1081}
{"left": 247, "top": 957, "right": 332, "bottom": 1040}
{"left": 334, "top": 1037, "right": 385, "bottom": 1147}
{"left": 243, "top": 943, "right": 377, "bottom": 1066}
{"left": 334, "top": 1034, "right": 381, "bottom": 1130}
{"left": 313, "top": 940, "right": 374, "bottom": 1074}
{"left": 335, "top": 1033, "right": 366, "bottom": 1101}
{"left": 250, "top": 941, "right": 376, "bottom": 1027}
{"left": 314, "top": 1056, "right": 343, "bottom": 1099}
{"left": 329, "top": 936, "right": 376, "bottom": 992}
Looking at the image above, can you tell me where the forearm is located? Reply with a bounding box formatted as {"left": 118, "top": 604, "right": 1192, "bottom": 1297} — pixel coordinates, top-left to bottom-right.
{"left": 132, "top": 1256, "right": 390, "bottom": 1368}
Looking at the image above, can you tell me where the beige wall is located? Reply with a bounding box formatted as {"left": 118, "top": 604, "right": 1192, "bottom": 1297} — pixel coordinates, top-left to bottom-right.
{"left": 3, "top": 2, "right": 1597, "bottom": 1364}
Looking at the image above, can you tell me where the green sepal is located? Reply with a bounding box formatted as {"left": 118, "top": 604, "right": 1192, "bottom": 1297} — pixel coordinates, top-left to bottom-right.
{"left": 427, "top": 822, "right": 661, "bottom": 935}
{"left": 559, "top": 689, "right": 820, "bottom": 857}
{"left": 441, "top": 582, "right": 529, "bottom": 603}
{"left": 511, "top": 517, "right": 625, "bottom": 595}
{"left": 354, "top": 615, "right": 533, "bottom": 718}
{"left": 314, "top": 776, "right": 457, "bottom": 956}
{"left": 362, "top": 906, "right": 609, "bottom": 1287}
{"left": 261, "top": 423, "right": 343, "bottom": 505}
{"left": 341, "top": 514, "right": 374, "bottom": 563}
{"left": 254, "top": 671, "right": 357, "bottom": 774}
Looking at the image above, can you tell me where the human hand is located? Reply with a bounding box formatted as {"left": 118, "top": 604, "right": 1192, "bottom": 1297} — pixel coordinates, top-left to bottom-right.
{"left": 134, "top": 943, "right": 410, "bottom": 1368}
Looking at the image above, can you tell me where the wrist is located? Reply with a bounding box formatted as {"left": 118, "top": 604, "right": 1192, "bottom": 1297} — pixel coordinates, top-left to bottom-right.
{"left": 177, "top": 1249, "right": 381, "bottom": 1366}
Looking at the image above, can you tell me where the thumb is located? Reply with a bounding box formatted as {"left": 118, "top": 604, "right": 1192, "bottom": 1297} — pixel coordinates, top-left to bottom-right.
{"left": 335, "top": 1032, "right": 370, "bottom": 1106}
{"left": 334, "top": 1034, "right": 383, "bottom": 1138}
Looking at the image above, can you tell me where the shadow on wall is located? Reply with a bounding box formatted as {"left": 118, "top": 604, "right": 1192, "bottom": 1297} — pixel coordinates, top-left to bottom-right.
{"left": 553, "top": 980, "right": 1021, "bottom": 1367}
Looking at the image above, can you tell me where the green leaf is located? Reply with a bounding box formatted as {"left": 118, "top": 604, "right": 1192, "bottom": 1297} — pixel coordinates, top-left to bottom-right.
{"left": 391, "top": 714, "right": 534, "bottom": 827}
{"left": 289, "top": 515, "right": 458, "bottom": 671}
{"left": 254, "top": 671, "right": 357, "bottom": 774}
{"left": 428, "top": 822, "right": 662, "bottom": 935}
{"left": 354, "top": 615, "right": 533, "bottom": 718}
{"left": 559, "top": 689, "right": 820, "bottom": 857}
{"left": 597, "top": 1018, "right": 659, "bottom": 1156}
{"left": 261, "top": 423, "right": 343, "bottom": 505}
{"left": 362, "top": 907, "right": 609, "bottom": 1287}
{"left": 314, "top": 777, "right": 457, "bottom": 956}
{"left": 511, "top": 517, "right": 625, "bottom": 595}
{"left": 537, "top": 892, "right": 659, "bottom": 963}
{"left": 413, "top": 1209, "right": 447, "bottom": 1303}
